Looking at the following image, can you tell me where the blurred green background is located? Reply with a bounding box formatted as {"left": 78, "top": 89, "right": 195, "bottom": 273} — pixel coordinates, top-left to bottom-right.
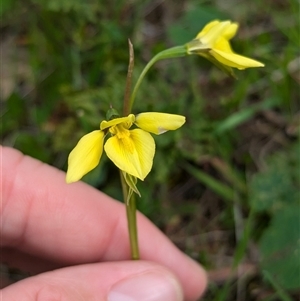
{"left": 1, "top": 0, "right": 299, "bottom": 300}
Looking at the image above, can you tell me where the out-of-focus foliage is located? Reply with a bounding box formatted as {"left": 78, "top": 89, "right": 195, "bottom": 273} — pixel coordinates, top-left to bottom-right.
{"left": 1, "top": 0, "right": 299, "bottom": 299}
{"left": 250, "top": 142, "right": 300, "bottom": 290}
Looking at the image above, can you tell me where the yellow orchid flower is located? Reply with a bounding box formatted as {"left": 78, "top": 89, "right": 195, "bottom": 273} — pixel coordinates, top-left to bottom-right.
{"left": 186, "top": 20, "right": 264, "bottom": 76}
{"left": 66, "top": 112, "right": 185, "bottom": 183}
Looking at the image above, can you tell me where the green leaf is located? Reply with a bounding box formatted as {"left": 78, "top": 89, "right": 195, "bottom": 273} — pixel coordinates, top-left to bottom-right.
{"left": 250, "top": 141, "right": 300, "bottom": 212}
{"left": 259, "top": 205, "right": 300, "bottom": 290}
{"left": 215, "top": 97, "right": 278, "bottom": 134}
{"left": 263, "top": 271, "right": 294, "bottom": 301}
{"left": 250, "top": 141, "right": 300, "bottom": 291}
{"left": 184, "top": 162, "right": 235, "bottom": 202}
{"left": 0, "top": 0, "right": 17, "bottom": 16}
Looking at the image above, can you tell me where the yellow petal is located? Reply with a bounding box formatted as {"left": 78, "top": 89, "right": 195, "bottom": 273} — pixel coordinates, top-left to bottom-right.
{"left": 104, "top": 129, "right": 155, "bottom": 180}
{"left": 214, "top": 36, "right": 234, "bottom": 53}
{"left": 198, "top": 20, "right": 231, "bottom": 46}
{"left": 211, "top": 49, "right": 265, "bottom": 69}
{"left": 187, "top": 21, "right": 235, "bottom": 53}
{"left": 222, "top": 22, "right": 238, "bottom": 40}
{"left": 100, "top": 114, "right": 135, "bottom": 131}
{"left": 135, "top": 112, "right": 186, "bottom": 135}
{"left": 198, "top": 52, "right": 237, "bottom": 78}
{"left": 66, "top": 130, "right": 105, "bottom": 183}
{"left": 196, "top": 20, "right": 220, "bottom": 38}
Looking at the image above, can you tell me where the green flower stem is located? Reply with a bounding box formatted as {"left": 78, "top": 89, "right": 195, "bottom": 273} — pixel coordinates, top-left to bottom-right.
{"left": 119, "top": 44, "right": 187, "bottom": 260}
{"left": 129, "top": 45, "right": 187, "bottom": 112}
{"left": 120, "top": 172, "right": 139, "bottom": 260}
{"left": 126, "top": 193, "right": 139, "bottom": 260}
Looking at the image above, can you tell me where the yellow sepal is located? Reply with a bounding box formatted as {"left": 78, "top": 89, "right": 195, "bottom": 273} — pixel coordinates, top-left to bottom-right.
{"left": 197, "top": 20, "right": 231, "bottom": 45}
{"left": 66, "top": 130, "right": 105, "bottom": 183}
{"left": 135, "top": 112, "right": 186, "bottom": 135}
{"left": 211, "top": 48, "right": 265, "bottom": 69}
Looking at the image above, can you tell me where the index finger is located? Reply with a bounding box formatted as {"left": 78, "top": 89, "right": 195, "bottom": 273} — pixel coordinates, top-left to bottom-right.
{"left": 1, "top": 146, "right": 206, "bottom": 300}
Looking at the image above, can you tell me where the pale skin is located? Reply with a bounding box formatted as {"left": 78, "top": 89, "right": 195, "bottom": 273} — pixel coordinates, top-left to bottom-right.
{"left": 1, "top": 146, "right": 207, "bottom": 301}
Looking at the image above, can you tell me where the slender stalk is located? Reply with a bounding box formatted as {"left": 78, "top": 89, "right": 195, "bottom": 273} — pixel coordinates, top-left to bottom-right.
{"left": 126, "top": 193, "right": 139, "bottom": 260}
{"left": 121, "top": 40, "right": 139, "bottom": 259}
{"left": 120, "top": 172, "right": 139, "bottom": 259}
{"left": 119, "top": 44, "right": 187, "bottom": 260}
{"left": 129, "top": 45, "right": 187, "bottom": 112}
{"left": 123, "top": 39, "right": 134, "bottom": 116}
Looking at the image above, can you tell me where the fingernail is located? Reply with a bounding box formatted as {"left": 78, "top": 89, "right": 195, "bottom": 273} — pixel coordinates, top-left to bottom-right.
{"left": 108, "top": 271, "right": 183, "bottom": 301}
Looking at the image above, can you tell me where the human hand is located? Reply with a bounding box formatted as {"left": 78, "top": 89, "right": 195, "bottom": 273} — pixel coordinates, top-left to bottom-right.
{"left": 1, "top": 146, "right": 207, "bottom": 301}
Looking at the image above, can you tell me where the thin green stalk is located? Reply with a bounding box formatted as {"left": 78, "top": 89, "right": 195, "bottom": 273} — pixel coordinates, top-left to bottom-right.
{"left": 126, "top": 193, "right": 139, "bottom": 260}
{"left": 119, "top": 44, "right": 187, "bottom": 260}
{"left": 121, "top": 40, "right": 139, "bottom": 259}
{"left": 120, "top": 172, "right": 139, "bottom": 260}
{"left": 129, "top": 45, "right": 187, "bottom": 112}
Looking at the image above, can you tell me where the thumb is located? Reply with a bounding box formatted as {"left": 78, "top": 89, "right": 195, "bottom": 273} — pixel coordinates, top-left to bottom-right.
{"left": 2, "top": 261, "right": 185, "bottom": 301}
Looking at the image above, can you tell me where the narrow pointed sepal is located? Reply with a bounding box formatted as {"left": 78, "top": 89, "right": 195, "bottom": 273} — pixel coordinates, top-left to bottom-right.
{"left": 211, "top": 49, "right": 265, "bottom": 69}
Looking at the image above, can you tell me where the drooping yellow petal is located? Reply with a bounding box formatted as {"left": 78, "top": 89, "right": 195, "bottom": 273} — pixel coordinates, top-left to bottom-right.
{"left": 100, "top": 114, "right": 135, "bottom": 131}
{"left": 135, "top": 112, "right": 186, "bottom": 135}
{"left": 208, "top": 35, "right": 263, "bottom": 69}
{"left": 198, "top": 52, "right": 237, "bottom": 78}
{"left": 104, "top": 129, "right": 155, "bottom": 180}
{"left": 211, "top": 49, "right": 265, "bottom": 69}
{"left": 66, "top": 130, "right": 105, "bottom": 183}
